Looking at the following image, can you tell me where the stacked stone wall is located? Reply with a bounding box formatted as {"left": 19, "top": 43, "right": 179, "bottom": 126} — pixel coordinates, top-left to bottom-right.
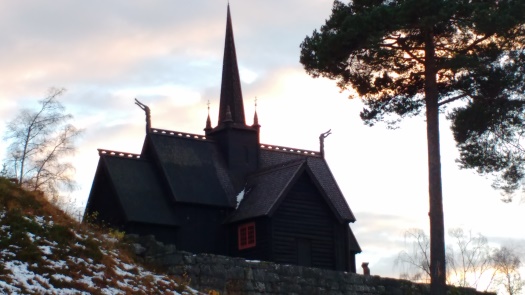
{"left": 128, "top": 235, "right": 496, "bottom": 295}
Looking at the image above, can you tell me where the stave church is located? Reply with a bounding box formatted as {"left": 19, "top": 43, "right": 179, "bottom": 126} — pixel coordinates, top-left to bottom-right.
{"left": 84, "top": 5, "right": 361, "bottom": 272}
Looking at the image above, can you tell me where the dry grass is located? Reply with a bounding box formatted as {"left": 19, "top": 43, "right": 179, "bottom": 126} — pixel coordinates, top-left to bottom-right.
{"left": 0, "top": 177, "right": 202, "bottom": 294}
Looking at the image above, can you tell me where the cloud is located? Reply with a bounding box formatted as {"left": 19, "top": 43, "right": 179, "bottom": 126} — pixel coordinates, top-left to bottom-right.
{"left": 0, "top": 1, "right": 229, "bottom": 103}
{"left": 0, "top": 0, "right": 336, "bottom": 98}
{"left": 351, "top": 212, "right": 424, "bottom": 278}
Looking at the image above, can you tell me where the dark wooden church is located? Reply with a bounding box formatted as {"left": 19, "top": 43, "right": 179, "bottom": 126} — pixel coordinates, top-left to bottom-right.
{"left": 85, "top": 5, "right": 361, "bottom": 272}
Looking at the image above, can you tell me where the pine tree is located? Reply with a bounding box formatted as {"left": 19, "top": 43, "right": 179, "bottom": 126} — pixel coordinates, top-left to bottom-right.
{"left": 300, "top": 1, "right": 525, "bottom": 293}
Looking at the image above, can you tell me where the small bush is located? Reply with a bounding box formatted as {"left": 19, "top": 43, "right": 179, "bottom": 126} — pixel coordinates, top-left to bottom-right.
{"left": 48, "top": 224, "right": 75, "bottom": 244}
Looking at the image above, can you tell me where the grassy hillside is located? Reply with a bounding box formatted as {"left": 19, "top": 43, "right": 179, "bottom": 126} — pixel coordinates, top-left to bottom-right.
{"left": 0, "top": 177, "right": 201, "bottom": 295}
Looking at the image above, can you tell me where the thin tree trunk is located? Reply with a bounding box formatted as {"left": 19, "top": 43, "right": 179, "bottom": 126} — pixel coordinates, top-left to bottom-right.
{"left": 19, "top": 126, "right": 33, "bottom": 186}
{"left": 424, "top": 31, "right": 447, "bottom": 295}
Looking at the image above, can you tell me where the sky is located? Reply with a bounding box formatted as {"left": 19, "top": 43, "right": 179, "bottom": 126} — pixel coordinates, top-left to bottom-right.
{"left": 0, "top": 0, "right": 523, "bottom": 279}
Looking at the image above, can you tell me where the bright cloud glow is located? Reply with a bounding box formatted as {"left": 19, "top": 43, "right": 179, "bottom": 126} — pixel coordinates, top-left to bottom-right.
{"left": 115, "top": 85, "right": 201, "bottom": 107}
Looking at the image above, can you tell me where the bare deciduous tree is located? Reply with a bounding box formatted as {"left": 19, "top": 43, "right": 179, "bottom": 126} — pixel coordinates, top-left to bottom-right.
{"left": 446, "top": 228, "right": 493, "bottom": 289}
{"left": 492, "top": 247, "right": 524, "bottom": 295}
{"left": 396, "top": 228, "right": 431, "bottom": 282}
{"left": 3, "top": 88, "right": 82, "bottom": 199}
{"left": 396, "top": 228, "right": 521, "bottom": 292}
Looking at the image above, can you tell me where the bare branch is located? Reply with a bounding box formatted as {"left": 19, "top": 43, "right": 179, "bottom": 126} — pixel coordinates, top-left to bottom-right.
{"left": 397, "top": 227, "right": 501, "bottom": 291}
{"left": 3, "top": 88, "right": 82, "bottom": 200}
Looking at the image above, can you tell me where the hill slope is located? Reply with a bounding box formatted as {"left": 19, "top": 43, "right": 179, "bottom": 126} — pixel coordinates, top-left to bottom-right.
{"left": 0, "top": 178, "right": 202, "bottom": 295}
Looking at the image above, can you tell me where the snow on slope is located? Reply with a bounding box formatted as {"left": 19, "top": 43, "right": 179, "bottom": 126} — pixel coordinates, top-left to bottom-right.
{"left": 0, "top": 211, "right": 203, "bottom": 294}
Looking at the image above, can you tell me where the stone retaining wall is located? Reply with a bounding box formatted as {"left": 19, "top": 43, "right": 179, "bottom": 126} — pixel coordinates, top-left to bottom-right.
{"left": 128, "top": 235, "right": 496, "bottom": 295}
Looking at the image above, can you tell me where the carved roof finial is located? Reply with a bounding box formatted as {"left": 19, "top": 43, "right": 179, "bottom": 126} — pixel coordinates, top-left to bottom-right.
{"left": 135, "top": 98, "right": 151, "bottom": 134}
{"left": 253, "top": 97, "right": 260, "bottom": 128}
{"left": 319, "top": 129, "right": 332, "bottom": 158}
{"left": 205, "top": 100, "right": 212, "bottom": 131}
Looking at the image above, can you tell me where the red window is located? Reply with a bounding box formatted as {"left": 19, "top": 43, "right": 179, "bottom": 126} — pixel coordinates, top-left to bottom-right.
{"left": 238, "top": 222, "right": 256, "bottom": 250}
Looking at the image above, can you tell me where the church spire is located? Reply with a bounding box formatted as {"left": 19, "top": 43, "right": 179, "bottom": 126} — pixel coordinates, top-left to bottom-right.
{"left": 204, "top": 5, "right": 260, "bottom": 184}
{"left": 217, "top": 4, "right": 245, "bottom": 127}
{"left": 204, "top": 100, "right": 212, "bottom": 132}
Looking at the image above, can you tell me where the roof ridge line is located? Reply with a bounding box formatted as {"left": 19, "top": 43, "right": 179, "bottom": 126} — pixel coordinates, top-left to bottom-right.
{"left": 98, "top": 149, "right": 141, "bottom": 159}
{"left": 260, "top": 143, "right": 321, "bottom": 157}
{"left": 150, "top": 128, "right": 210, "bottom": 141}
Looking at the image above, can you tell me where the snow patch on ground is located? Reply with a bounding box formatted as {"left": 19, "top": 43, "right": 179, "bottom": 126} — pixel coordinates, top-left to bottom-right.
{"left": 0, "top": 213, "right": 203, "bottom": 294}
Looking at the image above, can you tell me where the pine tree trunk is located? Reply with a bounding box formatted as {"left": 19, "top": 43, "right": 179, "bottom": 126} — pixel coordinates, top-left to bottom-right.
{"left": 425, "top": 31, "right": 447, "bottom": 295}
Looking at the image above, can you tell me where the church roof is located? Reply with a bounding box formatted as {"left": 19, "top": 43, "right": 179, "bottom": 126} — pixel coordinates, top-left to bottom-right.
{"left": 145, "top": 129, "right": 237, "bottom": 207}
{"left": 99, "top": 155, "right": 179, "bottom": 226}
{"left": 227, "top": 159, "right": 305, "bottom": 223}
{"left": 227, "top": 148, "right": 356, "bottom": 223}
{"left": 95, "top": 131, "right": 356, "bottom": 225}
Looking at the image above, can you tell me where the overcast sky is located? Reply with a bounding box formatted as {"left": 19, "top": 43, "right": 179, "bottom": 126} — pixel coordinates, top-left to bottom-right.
{"left": 0, "top": 0, "right": 523, "bottom": 278}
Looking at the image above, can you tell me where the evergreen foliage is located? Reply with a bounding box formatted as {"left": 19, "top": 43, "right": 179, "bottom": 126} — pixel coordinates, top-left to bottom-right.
{"left": 300, "top": 0, "right": 525, "bottom": 293}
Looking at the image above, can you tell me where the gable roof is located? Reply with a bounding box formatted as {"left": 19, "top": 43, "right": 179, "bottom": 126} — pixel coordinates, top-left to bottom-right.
{"left": 227, "top": 159, "right": 305, "bottom": 223}
{"left": 306, "top": 155, "right": 356, "bottom": 222}
{"left": 99, "top": 154, "right": 179, "bottom": 226}
{"left": 145, "top": 129, "right": 236, "bottom": 207}
{"left": 227, "top": 147, "right": 356, "bottom": 223}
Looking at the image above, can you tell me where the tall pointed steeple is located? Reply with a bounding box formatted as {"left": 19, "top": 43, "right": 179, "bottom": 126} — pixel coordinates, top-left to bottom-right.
{"left": 217, "top": 4, "right": 245, "bottom": 126}
{"left": 205, "top": 5, "right": 260, "bottom": 189}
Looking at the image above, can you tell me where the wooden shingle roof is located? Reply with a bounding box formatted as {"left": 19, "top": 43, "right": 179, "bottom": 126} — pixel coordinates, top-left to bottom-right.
{"left": 227, "top": 159, "right": 305, "bottom": 223}
{"left": 146, "top": 130, "right": 236, "bottom": 207}
{"left": 100, "top": 155, "right": 179, "bottom": 226}
{"left": 227, "top": 148, "right": 356, "bottom": 223}
{"left": 93, "top": 129, "right": 356, "bottom": 227}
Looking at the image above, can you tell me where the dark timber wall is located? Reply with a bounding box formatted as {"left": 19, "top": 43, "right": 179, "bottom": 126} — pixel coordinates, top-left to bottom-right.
{"left": 272, "top": 173, "right": 341, "bottom": 270}
{"left": 230, "top": 217, "right": 272, "bottom": 262}
{"left": 174, "top": 205, "right": 231, "bottom": 255}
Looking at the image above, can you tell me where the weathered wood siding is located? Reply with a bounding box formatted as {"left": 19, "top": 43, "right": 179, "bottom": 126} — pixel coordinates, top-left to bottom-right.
{"left": 271, "top": 173, "right": 342, "bottom": 270}
{"left": 174, "top": 205, "right": 231, "bottom": 255}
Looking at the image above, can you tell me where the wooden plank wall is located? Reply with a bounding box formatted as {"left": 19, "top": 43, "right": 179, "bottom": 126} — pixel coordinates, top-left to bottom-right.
{"left": 272, "top": 173, "right": 339, "bottom": 270}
